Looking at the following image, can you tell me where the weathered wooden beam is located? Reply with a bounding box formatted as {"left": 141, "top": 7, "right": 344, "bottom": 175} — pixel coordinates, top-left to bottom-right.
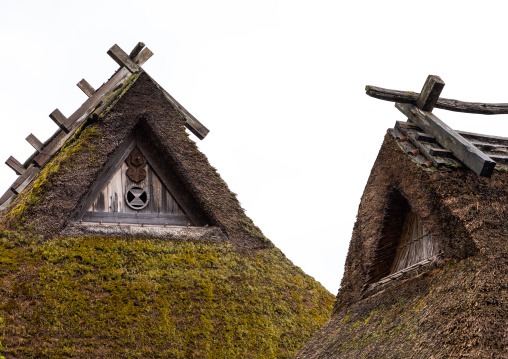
{"left": 148, "top": 74, "right": 210, "bottom": 140}
{"left": 469, "top": 141, "right": 508, "bottom": 151}
{"left": 49, "top": 109, "right": 70, "bottom": 133}
{"left": 457, "top": 130, "right": 508, "bottom": 147}
{"left": 0, "top": 188, "right": 16, "bottom": 210}
{"left": 26, "top": 134, "right": 43, "bottom": 152}
{"left": 133, "top": 47, "right": 153, "bottom": 66}
{"left": 487, "top": 154, "right": 508, "bottom": 162}
{"left": 415, "top": 132, "right": 436, "bottom": 143}
{"left": 366, "top": 85, "right": 508, "bottom": 115}
{"left": 416, "top": 75, "right": 445, "bottom": 112}
{"left": 129, "top": 42, "right": 145, "bottom": 59}
{"left": 11, "top": 165, "right": 39, "bottom": 194}
{"left": 77, "top": 79, "right": 95, "bottom": 97}
{"left": 35, "top": 67, "right": 133, "bottom": 168}
{"left": 107, "top": 44, "right": 140, "bottom": 73}
{"left": 429, "top": 148, "right": 454, "bottom": 158}
{"left": 396, "top": 102, "right": 496, "bottom": 177}
{"left": 6, "top": 156, "right": 25, "bottom": 175}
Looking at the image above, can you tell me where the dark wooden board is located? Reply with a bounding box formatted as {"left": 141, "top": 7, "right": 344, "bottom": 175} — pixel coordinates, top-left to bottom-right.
{"left": 396, "top": 102, "right": 496, "bottom": 177}
{"left": 395, "top": 121, "right": 421, "bottom": 130}
{"left": 415, "top": 132, "right": 436, "bottom": 143}
{"left": 416, "top": 75, "right": 445, "bottom": 112}
{"left": 429, "top": 148, "right": 454, "bottom": 158}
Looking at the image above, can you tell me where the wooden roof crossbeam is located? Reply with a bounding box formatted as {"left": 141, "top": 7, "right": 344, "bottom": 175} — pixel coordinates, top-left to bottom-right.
{"left": 0, "top": 42, "right": 210, "bottom": 211}
{"left": 368, "top": 75, "right": 500, "bottom": 177}
{"left": 366, "top": 85, "right": 508, "bottom": 115}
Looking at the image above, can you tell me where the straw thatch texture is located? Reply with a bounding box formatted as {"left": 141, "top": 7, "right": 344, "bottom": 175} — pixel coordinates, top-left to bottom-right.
{"left": 0, "top": 71, "right": 335, "bottom": 357}
{"left": 0, "top": 72, "right": 267, "bottom": 249}
{"left": 295, "top": 131, "right": 508, "bottom": 358}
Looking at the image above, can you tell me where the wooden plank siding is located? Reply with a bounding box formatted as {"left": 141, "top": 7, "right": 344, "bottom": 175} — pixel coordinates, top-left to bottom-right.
{"left": 86, "top": 162, "right": 191, "bottom": 225}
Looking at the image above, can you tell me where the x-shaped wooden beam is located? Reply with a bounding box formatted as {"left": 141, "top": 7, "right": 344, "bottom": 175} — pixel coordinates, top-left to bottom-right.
{"left": 396, "top": 75, "right": 495, "bottom": 177}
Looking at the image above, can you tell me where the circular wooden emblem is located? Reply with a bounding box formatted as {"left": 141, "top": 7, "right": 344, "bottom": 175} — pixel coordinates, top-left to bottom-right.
{"left": 125, "top": 186, "right": 149, "bottom": 210}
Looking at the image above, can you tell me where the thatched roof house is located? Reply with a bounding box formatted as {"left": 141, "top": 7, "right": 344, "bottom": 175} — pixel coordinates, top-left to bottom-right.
{"left": 0, "top": 43, "right": 333, "bottom": 358}
{"left": 295, "top": 76, "right": 508, "bottom": 358}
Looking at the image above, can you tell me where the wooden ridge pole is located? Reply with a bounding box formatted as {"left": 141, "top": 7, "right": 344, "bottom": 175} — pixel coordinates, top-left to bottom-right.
{"left": 366, "top": 85, "right": 508, "bottom": 115}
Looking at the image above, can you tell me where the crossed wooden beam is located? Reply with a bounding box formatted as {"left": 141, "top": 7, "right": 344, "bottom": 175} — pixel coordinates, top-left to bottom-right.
{"left": 367, "top": 75, "right": 498, "bottom": 177}
{"left": 1, "top": 43, "right": 209, "bottom": 209}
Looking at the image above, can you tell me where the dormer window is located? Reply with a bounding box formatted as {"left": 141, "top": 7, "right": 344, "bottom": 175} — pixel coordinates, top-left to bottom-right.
{"left": 390, "top": 210, "right": 438, "bottom": 273}
{"left": 368, "top": 187, "right": 439, "bottom": 284}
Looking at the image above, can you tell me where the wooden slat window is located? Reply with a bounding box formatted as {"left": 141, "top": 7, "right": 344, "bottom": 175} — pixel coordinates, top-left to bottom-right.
{"left": 390, "top": 211, "right": 438, "bottom": 273}
{"left": 368, "top": 187, "right": 439, "bottom": 283}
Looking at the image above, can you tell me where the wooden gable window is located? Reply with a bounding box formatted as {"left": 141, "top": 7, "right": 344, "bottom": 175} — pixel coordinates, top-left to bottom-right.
{"left": 368, "top": 187, "right": 439, "bottom": 283}
{"left": 74, "top": 140, "right": 210, "bottom": 227}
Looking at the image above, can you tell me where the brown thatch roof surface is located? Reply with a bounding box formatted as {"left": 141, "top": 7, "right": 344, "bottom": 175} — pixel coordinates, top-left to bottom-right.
{"left": 295, "top": 131, "right": 508, "bottom": 358}
{"left": 0, "top": 72, "right": 266, "bottom": 249}
{"left": 0, "top": 68, "right": 335, "bottom": 357}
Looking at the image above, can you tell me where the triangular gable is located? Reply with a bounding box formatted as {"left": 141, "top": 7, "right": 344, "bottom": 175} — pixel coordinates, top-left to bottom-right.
{"left": 74, "top": 136, "right": 210, "bottom": 227}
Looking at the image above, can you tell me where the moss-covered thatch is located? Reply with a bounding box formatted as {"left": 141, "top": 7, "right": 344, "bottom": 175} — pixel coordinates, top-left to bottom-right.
{"left": 295, "top": 132, "right": 508, "bottom": 358}
{"left": 0, "top": 68, "right": 334, "bottom": 357}
{"left": 0, "top": 232, "right": 333, "bottom": 357}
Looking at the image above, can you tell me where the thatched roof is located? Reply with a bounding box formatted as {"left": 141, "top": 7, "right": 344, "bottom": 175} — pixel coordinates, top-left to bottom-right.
{"left": 0, "top": 70, "right": 268, "bottom": 249}
{"left": 295, "top": 130, "right": 508, "bottom": 358}
{"left": 0, "top": 45, "right": 334, "bottom": 357}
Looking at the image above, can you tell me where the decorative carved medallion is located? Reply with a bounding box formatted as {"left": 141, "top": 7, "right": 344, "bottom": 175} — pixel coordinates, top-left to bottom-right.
{"left": 125, "top": 185, "right": 149, "bottom": 210}
{"left": 126, "top": 147, "right": 147, "bottom": 183}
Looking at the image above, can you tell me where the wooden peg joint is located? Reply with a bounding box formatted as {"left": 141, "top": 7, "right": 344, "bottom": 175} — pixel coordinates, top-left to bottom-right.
{"left": 107, "top": 44, "right": 140, "bottom": 73}
{"left": 129, "top": 42, "right": 145, "bottom": 60}
{"left": 133, "top": 47, "right": 153, "bottom": 66}
{"left": 49, "top": 109, "right": 70, "bottom": 133}
{"left": 26, "top": 134, "right": 44, "bottom": 152}
{"left": 6, "top": 156, "right": 25, "bottom": 175}
{"left": 77, "top": 79, "right": 95, "bottom": 97}
{"left": 416, "top": 75, "right": 445, "bottom": 112}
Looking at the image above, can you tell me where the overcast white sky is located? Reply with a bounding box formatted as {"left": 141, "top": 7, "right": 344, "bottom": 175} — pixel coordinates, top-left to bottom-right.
{"left": 1, "top": 1, "right": 508, "bottom": 293}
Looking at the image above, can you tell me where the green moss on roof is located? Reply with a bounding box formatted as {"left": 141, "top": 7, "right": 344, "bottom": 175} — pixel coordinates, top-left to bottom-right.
{"left": 0, "top": 232, "right": 334, "bottom": 358}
